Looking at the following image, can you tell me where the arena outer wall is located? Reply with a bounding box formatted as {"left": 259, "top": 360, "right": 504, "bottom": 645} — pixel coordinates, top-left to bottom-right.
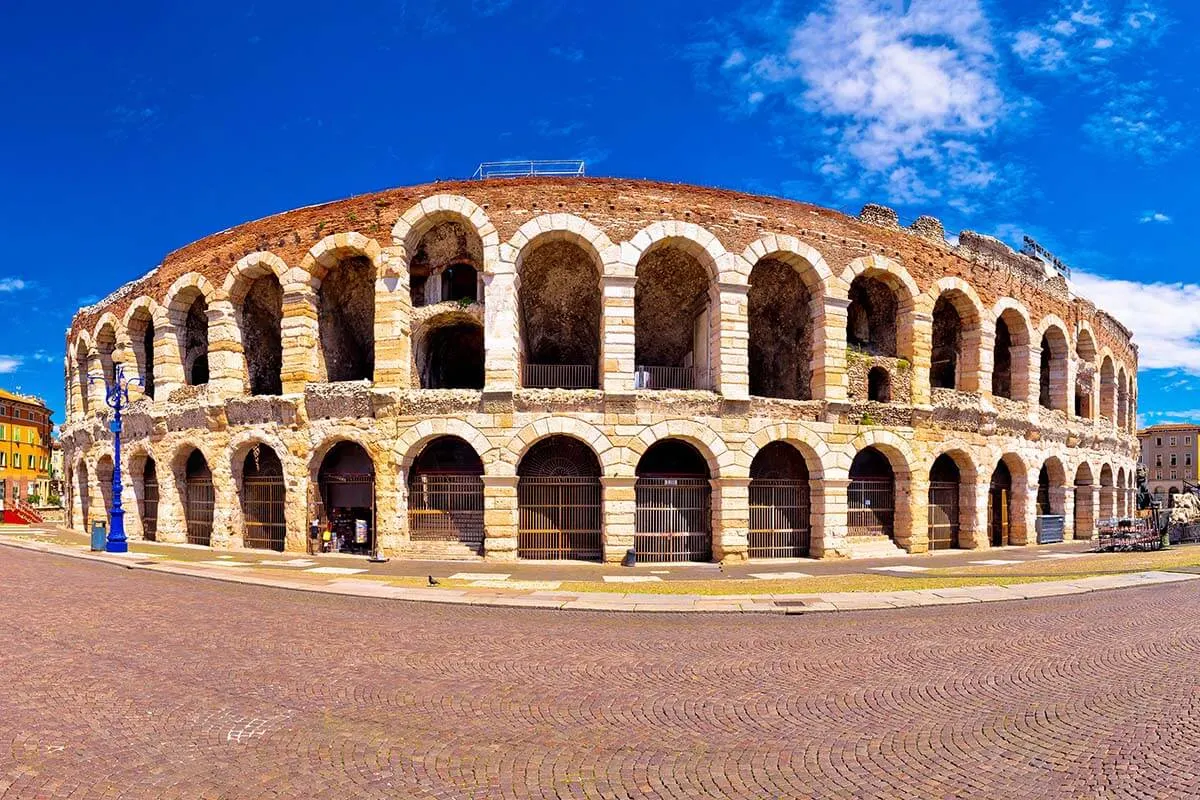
{"left": 60, "top": 177, "right": 1140, "bottom": 563}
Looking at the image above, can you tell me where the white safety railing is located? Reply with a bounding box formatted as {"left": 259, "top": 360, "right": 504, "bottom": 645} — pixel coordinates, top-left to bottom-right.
{"left": 473, "top": 160, "right": 586, "bottom": 179}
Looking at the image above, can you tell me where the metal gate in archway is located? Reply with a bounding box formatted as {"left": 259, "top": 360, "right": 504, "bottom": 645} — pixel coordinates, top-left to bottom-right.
{"left": 927, "top": 481, "right": 960, "bottom": 550}
{"left": 517, "top": 436, "right": 603, "bottom": 561}
{"left": 848, "top": 478, "right": 894, "bottom": 537}
{"left": 748, "top": 480, "right": 811, "bottom": 558}
{"left": 185, "top": 477, "right": 214, "bottom": 546}
{"left": 141, "top": 464, "right": 159, "bottom": 542}
{"left": 243, "top": 476, "right": 286, "bottom": 551}
{"left": 634, "top": 477, "right": 712, "bottom": 562}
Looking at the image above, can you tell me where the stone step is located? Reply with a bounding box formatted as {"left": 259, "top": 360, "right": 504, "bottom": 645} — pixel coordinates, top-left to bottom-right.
{"left": 844, "top": 536, "right": 908, "bottom": 560}
{"left": 392, "top": 541, "right": 484, "bottom": 561}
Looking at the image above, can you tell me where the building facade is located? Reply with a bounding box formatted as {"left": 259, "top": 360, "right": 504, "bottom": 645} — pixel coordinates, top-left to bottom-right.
{"left": 1138, "top": 423, "right": 1199, "bottom": 505}
{"left": 61, "top": 178, "right": 1139, "bottom": 562}
{"left": 0, "top": 390, "right": 55, "bottom": 508}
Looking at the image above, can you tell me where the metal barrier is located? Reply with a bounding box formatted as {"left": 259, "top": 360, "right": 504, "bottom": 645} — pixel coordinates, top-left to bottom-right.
{"left": 523, "top": 363, "right": 596, "bottom": 390}
{"left": 518, "top": 476, "right": 603, "bottom": 560}
{"left": 848, "top": 477, "right": 894, "bottom": 537}
{"left": 141, "top": 474, "right": 159, "bottom": 541}
{"left": 473, "top": 160, "right": 586, "bottom": 179}
{"left": 634, "top": 366, "right": 706, "bottom": 391}
{"left": 185, "top": 477, "right": 215, "bottom": 546}
{"left": 242, "top": 475, "right": 287, "bottom": 551}
{"left": 634, "top": 477, "right": 712, "bottom": 562}
{"left": 748, "top": 479, "right": 811, "bottom": 558}
{"left": 927, "top": 481, "right": 960, "bottom": 550}
{"left": 408, "top": 474, "right": 485, "bottom": 544}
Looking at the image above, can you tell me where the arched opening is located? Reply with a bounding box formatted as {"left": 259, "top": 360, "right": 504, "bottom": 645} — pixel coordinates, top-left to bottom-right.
{"left": 518, "top": 238, "right": 602, "bottom": 389}
{"left": 634, "top": 439, "right": 712, "bottom": 561}
{"left": 96, "top": 324, "right": 117, "bottom": 389}
{"left": 846, "top": 275, "right": 897, "bottom": 356}
{"left": 317, "top": 442, "right": 376, "bottom": 554}
{"left": 1099, "top": 357, "right": 1116, "bottom": 422}
{"left": 183, "top": 449, "right": 214, "bottom": 546}
{"left": 1168, "top": 486, "right": 1180, "bottom": 507}
{"left": 992, "top": 317, "right": 1013, "bottom": 398}
{"left": 988, "top": 461, "right": 1013, "bottom": 546}
{"left": 848, "top": 447, "right": 895, "bottom": 539}
{"left": 318, "top": 255, "right": 375, "bottom": 382}
{"left": 409, "top": 219, "right": 484, "bottom": 308}
{"left": 1073, "top": 464, "right": 1094, "bottom": 541}
{"left": 928, "top": 454, "right": 962, "bottom": 550}
{"left": 1037, "top": 465, "right": 1053, "bottom": 516}
{"left": 634, "top": 244, "right": 712, "bottom": 390}
{"left": 517, "top": 435, "right": 603, "bottom": 560}
{"left": 1117, "top": 369, "right": 1129, "bottom": 431}
{"left": 127, "top": 308, "right": 156, "bottom": 399}
{"left": 748, "top": 441, "right": 812, "bottom": 558}
{"left": 76, "top": 462, "right": 90, "bottom": 529}
{"left": 1116, "top": 467, "right": 1128, "bottom": 517}
{"left": 1099, "top": 464, "right": 1115, "bottom": 521}
{"left": 139, "top": 458, "right": 159, "bottom": 542}
{"left": 175, "top": 292, "right": 210, "bottom": 387}
{"left": 238, "top": 274, "right": 283, "bottom": 396}
{"left": 867, "top": 367, "right": 891, "bottom": 402}
{"left": 416, "top": 315, "right": 485, "bottom": 389}
{"left": 1075, "top": 331, "right": 1096, "bottom": 419}
{"left": 96, "top": 455, "right": 114, "bottom": 529}
{"left": 240, "top": 445, "right": 286, "bottom": 551}
{"left": 930, "top": 295, "right": 963, "bottom": 390}
{"left": 748, "top": 258, "right": 813, "bottom": 400}
{"left": 407, "top": 436, "right": 484, "bottom": 550}
{"left": 441, "top": 264, "right": 479, "bottom": 304}
{"left": 1039, "top": 328, "right": 1069, "bottom": 411}
{"left": 74, "top": 341, "right": 91, "bottom": 415}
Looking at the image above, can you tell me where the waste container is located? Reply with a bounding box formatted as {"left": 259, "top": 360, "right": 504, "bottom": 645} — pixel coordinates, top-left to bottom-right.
{"left": 90, "top": 520, "right": 107, "bottom": 551}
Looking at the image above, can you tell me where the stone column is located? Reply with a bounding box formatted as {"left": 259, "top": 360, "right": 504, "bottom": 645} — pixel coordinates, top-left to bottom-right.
{"left": 209, "top": 456, "right": 238, "bottom": 550}
{"left": 157, "top": 469, "right": 187, "bottom": 544}
{"left": 601, "top": 476, "right": 636, "bottom": 563}
{"left": 1061, "top": 483, "right": 1076, "bottom": 540}
{"left": 712, "top": 477, "right": 749, "bottom": 563}
{"left": 483, "top": 272, "right": 519, "bottom": 390}
{"left": 966, "top": 322, "right": 990, "bottom": 395}
{"left": 908, "top": 311, "right": 933, "bottom": 406}
{"left": 373, "top": 458, "right": 403, "bottom": 557}
{"left": 1012, "top": 476, "right": 1036, "bottom": 546}
{"left": 900, "top": 473, "right": 928, "bottom": 553}
{"left": 1074, "top": 484, "right": 1097, "bottom": 540}
{"left": 601, "top": 276, "right": 636, "bottom": 393}
{"left": 811, "top": 475, "right": 849, "bottom": 558}
{"left": 963, "top": 479, "right": 990, "bottom": 549}
{"left": 1017, "top": 344, "right": 1039, "bottom": 408}
{"left": 86, "top": 351, "right": 106, "bottom": 408}
{"left": 482, "top": 475, "right": 518, "bottom": 561}
{"left": 207, "top": 299, "right": 244, "bottom": 396}
{"left": 280, "top": 279, "right": 319, "bottom": 394}
{"left": 374, "top": 248, "right": 412, "bottom": 389}
{"left": 715, "top": 283, "right": 749, "bottom": 400}
{"left": 814, "top": 297, "right": 849, "bottom": 402}
{"left": 153, "top": 323, "right": 185, "bottom": 399}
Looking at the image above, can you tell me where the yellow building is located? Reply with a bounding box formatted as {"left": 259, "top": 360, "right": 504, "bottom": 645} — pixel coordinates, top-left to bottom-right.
{"left": 0, "top": 389, "right": 54, "bottom": 509}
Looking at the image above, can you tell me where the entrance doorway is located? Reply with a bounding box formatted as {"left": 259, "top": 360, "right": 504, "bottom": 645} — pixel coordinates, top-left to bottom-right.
{"left": 988, "top": 461, "right": 1013, "bottom": 547}
{"left": 317, "top": 442, "right": 375, "bottom": 555}
{"left": 634, "top": 440, "right": 712, "bottom": 562}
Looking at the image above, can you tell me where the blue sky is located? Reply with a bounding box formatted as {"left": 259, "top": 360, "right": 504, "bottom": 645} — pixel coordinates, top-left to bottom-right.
{"left": 1, "top": 0, "right": 1196, "bottom": 427}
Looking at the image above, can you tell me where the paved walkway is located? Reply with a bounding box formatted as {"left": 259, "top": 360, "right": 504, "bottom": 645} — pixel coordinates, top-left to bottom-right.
{"left": 2, "top": 545, "right": 1198, "bottom": 798}
{"left": 1, "top": 527, "right": 1195, "bottom": 613}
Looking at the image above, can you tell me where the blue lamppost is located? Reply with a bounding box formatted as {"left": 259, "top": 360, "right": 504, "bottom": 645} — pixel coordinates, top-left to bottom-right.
{"left": 88, "top": 365, "right": 142, "bottom": 553}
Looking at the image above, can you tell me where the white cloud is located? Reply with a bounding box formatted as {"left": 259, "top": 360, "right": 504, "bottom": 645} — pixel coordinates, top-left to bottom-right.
{"left": 1012, "top": 1, "right": 1165, "bottom": 74}
{"left": 1139, "top": 211, "right": 1171, "bottom": 223}
{"left": 0, "top": 356, "right": 22, "bottom": 374}
{"left": 1084, "top": 83, "right": 1187, "bottom": 162}
{"left": 710, "top": 0, "right": 1005, "bottom": 208}
{"left": 0, "top": 278, "right": 28, "bottom": 292}
{"left": 1071, "top": 270, "right": 1200, "bottom": 373}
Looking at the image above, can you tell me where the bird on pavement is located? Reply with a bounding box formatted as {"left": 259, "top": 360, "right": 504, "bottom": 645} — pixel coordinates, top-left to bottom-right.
{"left": 428, "top": 575, "right": 440, "bottom": 586}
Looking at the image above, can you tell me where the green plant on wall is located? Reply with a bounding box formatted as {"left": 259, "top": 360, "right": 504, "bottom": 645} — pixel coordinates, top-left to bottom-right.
{"left": 895, "top": 358, "right": 911, "bottom": 372}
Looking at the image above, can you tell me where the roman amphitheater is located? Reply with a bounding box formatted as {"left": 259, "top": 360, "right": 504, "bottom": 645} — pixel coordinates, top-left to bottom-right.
{"left": 61, "top": 177, "right": 1140, "bottom": 563}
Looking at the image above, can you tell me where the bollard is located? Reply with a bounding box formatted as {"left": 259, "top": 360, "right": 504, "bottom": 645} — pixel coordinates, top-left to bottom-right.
{"left": 622, "top": 547, "right": 636, "bottom": 567}
{"left": 90, "top": 520, "right": 107, "bottom": 552}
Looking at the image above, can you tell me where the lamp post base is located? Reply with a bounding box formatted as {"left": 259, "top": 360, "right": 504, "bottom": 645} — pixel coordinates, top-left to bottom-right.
{"left": 106, "top": 509, "right": 128, "bottom": 554}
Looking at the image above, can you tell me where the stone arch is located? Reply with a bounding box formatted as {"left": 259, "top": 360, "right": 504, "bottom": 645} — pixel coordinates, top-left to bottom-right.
{"left": 1074, "top": 326, "right": 1098, "bottom": 419}
{"left": 927, "top": 445, "right": 977, "bottom": 550}
{"left": 93, "top": 315, "right": 121, "bottom": 391}
{"left": 1038, "top": 455, "right": 1068, "bottom": 517}
{"left": 72, "top": 334, "right": 94, "bottom": 416}
{"left": 122, "top": 297, "right": 160, "bottom": 399}
{"left": 509, "top": 219, "right": 608, "bottom": 389}
{"left": 627, "top": 221, "right": 734, "bottom": 283}
{"left": 391, "top": 195, "right": 500, "bottom": 278}
{"left": 926, "top": 278, "right": 985, "bottom": 393}
{"left": 502, "top": 418, "right": 619, "bottom": 476}
{"left": 395, "top": 420, "right": 497, "bottom": 474}
{"left": 844, "top": 429, "right": 916, "bottom": 479}
{"left": 741, "top": 424, "right": 830, "bottom": 481}
{"left": 302, "top": 235, "right": 380, "bottom": 382}
{"left": 169, "top": 440, "right": 217, "bottom": 546}
{"left": 123, "top": 442, "right": 158, "bottom": 542}
{"left": 628, "top": 420, "right": 729, "bottom": 479}
{"left": 411, "top": 308, "right": 484, "bottom": 389}
{"left": 841, "top": 256, "right": 919, "bottom": 357}
{"left": 165, "top": 273, "right": 218, "bottom": 388}
{"left": 745, "top": 240, "right": 828, "bottom": 401}
{"left": 630, "top": 224, "right": 727, "bottom": 391}
{"left": 225, "top": 252, "right": 289, "bottom": 396}
{"left": 990, "top": 299, "right": 1034, "bottom": 401}
{"left": 1038, "top": 315, "right": 1071, "bottom": 413}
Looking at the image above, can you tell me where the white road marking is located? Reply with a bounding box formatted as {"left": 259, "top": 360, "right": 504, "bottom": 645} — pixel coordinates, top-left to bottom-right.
{"left": 450, "top": 572, "right": 511, "bottom": 581}
{"left": 748, "top": 572, "right": 812, "bottom": 580}
{"left": 304, "top": 566, "right": 367, "bottom": 575}
{"left": 602, "top": 575, "right": 663, "bottom": 583}
{"left": 969, "top": 559, "right": 1025, "bottom": 566}
{"left": 869, "top": 565, "right": 931, "bottom": 573}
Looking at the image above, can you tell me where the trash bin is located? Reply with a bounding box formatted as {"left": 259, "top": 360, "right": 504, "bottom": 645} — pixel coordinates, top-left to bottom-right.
{"left": 90, "top": 520, "right": 107, "bottom": 551}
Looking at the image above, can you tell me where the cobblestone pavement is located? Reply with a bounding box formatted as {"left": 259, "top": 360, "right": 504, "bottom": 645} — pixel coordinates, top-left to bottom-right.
{"left": 2, "top": 548, "right": 1198, "bottom": 799}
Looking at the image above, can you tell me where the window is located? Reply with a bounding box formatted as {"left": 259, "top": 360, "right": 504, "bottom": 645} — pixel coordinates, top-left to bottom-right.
{"left": 1171, "top": 454, "right": 1177, "bottom": 467}
{"left": 13, "top": 453, "right": 20, "bottom": 469}
{"left": 1156, "top": 454, "right": 1163, "bottom": 467}
{"left": 1157, "top": 437, "right": 1163, "bottom": 446}
{"left": 1171, "top": 436, "right": 1178, "bottom": 447}
{"left": 1188, "top": 436, "right": 1193, "bottom": 444}
{"left": 0, "top": 453, "right": 6, "bottom": 468}
{"left": 1188, "top": 454, "right": 1193, "bottom": 467}
{"left": 1156, "top": 469, "right": 1163, "bottom": 479}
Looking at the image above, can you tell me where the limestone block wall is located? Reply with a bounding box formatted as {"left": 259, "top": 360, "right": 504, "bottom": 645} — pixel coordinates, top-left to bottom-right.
{"left": 61, "top": 178, "right": 1140, "bottom": 562}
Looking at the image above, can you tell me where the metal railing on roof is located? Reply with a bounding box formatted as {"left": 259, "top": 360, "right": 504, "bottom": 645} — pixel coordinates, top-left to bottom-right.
{"left": 472, "top": 160, "right": 586, "bottom": 179}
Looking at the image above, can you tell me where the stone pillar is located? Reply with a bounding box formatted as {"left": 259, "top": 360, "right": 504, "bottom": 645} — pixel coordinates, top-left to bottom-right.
{"left": 209, "top": 456, "right": 238, "bottom": 550}
{"left": 374, "top": 248, "right": 412, "bottom": 389}
{"left": 963, "top": 479, "right": 989, "bottom": 549}
{"left": 373, "top": 459, "right": 403, "bottom": 557}
{"left": 909, "top": 311, "right": 933, "bottom": 406}
{"left": 601, "top": 276, "right": 636, "bottom": 393}
{"left": 119, "top": 458, "right": 144, "bottom": 542}
{"left": 1061, "top": 483, "right": 1076, "bottom": 540}
{"left": 281, "top": 278, "right": 319, "bottom": 394}
{"left": 966, "top": 322, "right": 990, "bottom": 395}
{"left": 601, "top": 476, "right": 636, "bottom": 563}
{"left": 716, "top": 284, "right": 749, "bottom": 400}
{"left": 1012, "top": 477, "right": 1036, "bottom": 546}
{"left": 811, "top": 475, "right": 849, "bottom": 558}
{"left": 207, "top": 299, "right": 244, "bottom": 396}
{"left": 157, "top": 469, "right": 187, "bottom": 544}
{"left": 86, "top": 351, "right": 106, "bottom": 408}
{"left": 483, "top": 272, "right": 519, "bottom": 390}
{"left": 1018, "top": 344, "right": 1039, "bottom": 408}
{"left": 901, "top": 473, "right": 929, "bottom": 553}
{"left": 482, "top": 475, "right": 518, "bottom": 561}
{"left": 1074, "top": 484, "right": 1097, "bottom": 540}
{"left": 712, "top": 477, "right": 749, "bottom": 562}
{"left": 153, "top": 323, "right": 185, "bottom": 399}
{"left": 813, "top": 296, "right": 848, "bottom": 402}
